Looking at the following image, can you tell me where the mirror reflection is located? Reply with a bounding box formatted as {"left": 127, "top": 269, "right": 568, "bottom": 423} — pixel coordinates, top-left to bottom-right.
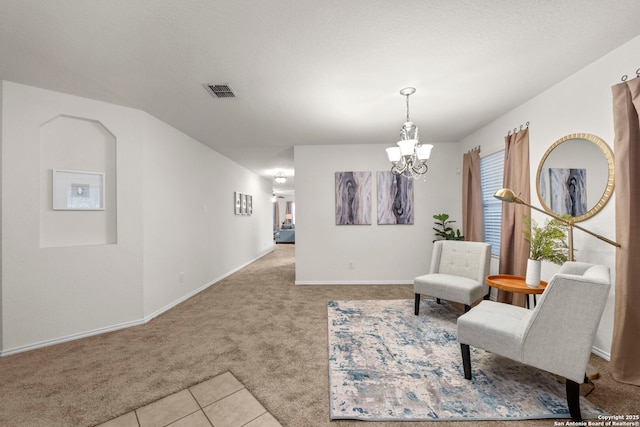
{"left": 536, "top": 133, "right": 614, "bottom": 223}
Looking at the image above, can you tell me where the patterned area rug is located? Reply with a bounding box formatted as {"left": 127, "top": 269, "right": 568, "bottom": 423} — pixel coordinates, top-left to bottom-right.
{"left": 327, "top": 299, "right": 608, "bottom": 421}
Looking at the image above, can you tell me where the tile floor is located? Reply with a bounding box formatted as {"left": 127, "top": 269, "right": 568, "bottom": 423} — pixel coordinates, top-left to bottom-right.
{"left": 96, "top": 372, "right": 282, "bottom": 427}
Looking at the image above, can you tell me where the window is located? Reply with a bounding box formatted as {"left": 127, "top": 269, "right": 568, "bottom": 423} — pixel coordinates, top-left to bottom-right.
{"left": 285, "top": 201, "right": 295, "bottom": 225}
{"left": 480, "top": 150, "right": 504, "bottom": 256}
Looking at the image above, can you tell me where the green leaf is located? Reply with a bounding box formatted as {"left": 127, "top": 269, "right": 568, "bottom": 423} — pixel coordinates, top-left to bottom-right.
{"left": 522, "top": 215, "right": 568, "bottom": 264}
{"left": 433, "top": 213, "right": 465, "bottom": 242}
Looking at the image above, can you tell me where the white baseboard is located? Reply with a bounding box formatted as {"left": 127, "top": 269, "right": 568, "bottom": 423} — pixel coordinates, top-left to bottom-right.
{"left": 295, "top": 280, "right": 413, "bottom": 285}
{"left": 143, "top": 247, "right": 273, "bottom": 323}
{"left": 592, "top": 346, "right": 611, "bottom": 361}
{"left": 1, "top": 248, "right": 274, "bottom": 357}
{"left": 0, "top": 318, "right": 145, "bottom": 357}
{"left": 142, "top": 279, "right": 219, "bottom": 324}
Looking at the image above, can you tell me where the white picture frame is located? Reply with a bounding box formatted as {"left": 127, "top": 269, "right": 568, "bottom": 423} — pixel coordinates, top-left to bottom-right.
{"left": 234, "top": 191, "right": 242, "bottom": 214}
{"left": 52, "top": 169, "right": 105, "bottom": 210}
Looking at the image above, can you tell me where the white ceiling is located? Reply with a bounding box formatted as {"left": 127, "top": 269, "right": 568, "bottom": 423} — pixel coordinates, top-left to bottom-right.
{"left": 2, "top": 1, "right": 639, "bottom": 195}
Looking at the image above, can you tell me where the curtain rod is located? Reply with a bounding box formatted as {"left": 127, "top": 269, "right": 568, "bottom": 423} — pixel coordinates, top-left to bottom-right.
{"left": 507, "top": 121, "right": 530, "bottom": 136}
{"left": 467, "top": 145, "right": 480, "bottom": 153}
{"left": 620, "top": 68, "right": 640, "bottom": 81}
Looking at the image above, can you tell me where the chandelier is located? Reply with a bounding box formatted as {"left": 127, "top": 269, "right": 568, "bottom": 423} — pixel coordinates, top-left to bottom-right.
{"left": 385, "top": 87, "right": 433, "bottom": 179}
{"left": 274, "top": 171, "right": 287, "bottom": 184}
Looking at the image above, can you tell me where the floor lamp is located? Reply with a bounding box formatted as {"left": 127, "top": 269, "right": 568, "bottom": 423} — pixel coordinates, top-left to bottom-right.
{"left": 494, "top": 188, "right": 620, "bottom": 261}
{"left": 494, "top": 188, "right": 620, "bottom": 380}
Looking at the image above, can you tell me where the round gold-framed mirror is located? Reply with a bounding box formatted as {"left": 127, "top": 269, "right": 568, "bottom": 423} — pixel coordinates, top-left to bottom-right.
{"left": 536, "top": 133, "right": 614, "bottom": 223}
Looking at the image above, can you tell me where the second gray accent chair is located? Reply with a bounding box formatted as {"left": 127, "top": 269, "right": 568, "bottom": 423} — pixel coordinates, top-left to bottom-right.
{"left": 414, "top": 240, "right": 491, "bottom": 315}
{"left": 457, "top": 261, "right": 611, "bottom": 421}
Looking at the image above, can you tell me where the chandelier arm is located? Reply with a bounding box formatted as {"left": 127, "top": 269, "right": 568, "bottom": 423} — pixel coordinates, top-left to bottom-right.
{"left": 413, "top": 162, "right": 427, "bottom": 175}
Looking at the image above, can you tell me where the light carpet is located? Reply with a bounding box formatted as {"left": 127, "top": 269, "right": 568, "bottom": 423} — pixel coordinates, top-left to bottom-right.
{"left": 327, "top": 298, "right": 608, "bottom": 422}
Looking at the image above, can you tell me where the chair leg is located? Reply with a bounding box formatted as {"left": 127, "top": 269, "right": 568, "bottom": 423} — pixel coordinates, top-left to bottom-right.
{"left": 464, "top": 304, "right": 471, "bottom": 313}
{"left": 461, "top": 344, "right": 472, "bottom": 380}
{"left": 414, "top": 294, "right": 420, "bottom": 315}
{"left": 566, "top": 379, "right": 582, "bottom": 421}
{"left": 436, "top": 298, "right": 442, "bottom": 304}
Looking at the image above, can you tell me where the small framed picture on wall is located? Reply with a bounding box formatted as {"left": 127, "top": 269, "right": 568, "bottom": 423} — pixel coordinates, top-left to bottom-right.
{"left": 53, "top": 169, "right": 105, "bottom": 210}
{"left": 234, "top": 191, "right": 242, "bottom": 214}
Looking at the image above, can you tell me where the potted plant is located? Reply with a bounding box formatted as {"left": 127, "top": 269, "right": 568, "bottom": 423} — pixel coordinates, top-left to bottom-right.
{"left": 433, "top": 213, "right": 465, "bottom": 242}
{"left": 522, "top": 215, "right": 569, "bottom": 287}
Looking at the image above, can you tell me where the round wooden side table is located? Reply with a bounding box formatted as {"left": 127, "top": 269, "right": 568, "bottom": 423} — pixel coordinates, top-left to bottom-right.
{"left": 486, "top": 274, "right": 548, "bottom": 309}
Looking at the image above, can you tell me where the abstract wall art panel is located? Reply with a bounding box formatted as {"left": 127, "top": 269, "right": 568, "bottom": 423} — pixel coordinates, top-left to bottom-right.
{"left": 335, "top": 171, "right": 372, "bottom": 225}
{"left": 234, "top": 191, "right": 242, "bottom": 214}
{"left": 549, "top": 168, "right": 587, "bottom": 217}
{"left": 241, "top": 193, "right": 247, "bottom": 214}
{"left": 377, "top": 171, "right": 414, "bottom": 224}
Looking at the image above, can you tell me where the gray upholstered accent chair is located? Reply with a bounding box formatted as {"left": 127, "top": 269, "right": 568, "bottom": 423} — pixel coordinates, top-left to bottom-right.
{"left": 414, "top": 240, "right": 491, "bottom": 315}
{"left": 457, "top": 262, "right": 611, "bottom": 421}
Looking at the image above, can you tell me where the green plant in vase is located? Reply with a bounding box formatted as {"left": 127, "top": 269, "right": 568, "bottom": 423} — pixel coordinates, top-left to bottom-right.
{"left": 433, "top": 213, "right": 465, "bottom": 242}
{"left": 522, "top": 215, "right": 569, "bottom": 287}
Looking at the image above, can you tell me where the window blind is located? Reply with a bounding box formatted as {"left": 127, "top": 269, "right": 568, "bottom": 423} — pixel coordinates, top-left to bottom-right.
{"left": 480, "top": 150, "right": 505, "bottom": 256}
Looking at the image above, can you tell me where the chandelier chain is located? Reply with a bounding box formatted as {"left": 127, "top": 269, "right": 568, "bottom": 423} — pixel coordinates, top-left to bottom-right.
{"left": 406, "top": 94, "right": 410, "bottom": 123}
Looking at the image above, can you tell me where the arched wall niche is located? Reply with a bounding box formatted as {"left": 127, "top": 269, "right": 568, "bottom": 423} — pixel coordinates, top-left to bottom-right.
{"left": 39, "top": 114, "right": 117, "bottom": 247}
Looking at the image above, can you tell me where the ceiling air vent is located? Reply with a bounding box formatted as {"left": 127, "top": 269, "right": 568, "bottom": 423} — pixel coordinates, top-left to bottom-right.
{"left": 203, "top": 83, "right": 236, "bottom": 98}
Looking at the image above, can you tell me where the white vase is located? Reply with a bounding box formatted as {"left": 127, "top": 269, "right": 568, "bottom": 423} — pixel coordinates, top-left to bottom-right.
{"left": 525, "top": 259, "right": 542, "bottom": 288}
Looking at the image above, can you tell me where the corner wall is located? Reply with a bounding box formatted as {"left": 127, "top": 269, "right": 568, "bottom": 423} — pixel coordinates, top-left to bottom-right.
{"left": 295, "top": 143, "right": 460, "bottom": 284}
{"left": 457, "top": 34, "right": 640, "bottom": 358}
{"left": 140, "top": 117, "right": 274, "bottom": 318}
{"left": 0, "top": 81, "right": 273, "bottom": 355}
